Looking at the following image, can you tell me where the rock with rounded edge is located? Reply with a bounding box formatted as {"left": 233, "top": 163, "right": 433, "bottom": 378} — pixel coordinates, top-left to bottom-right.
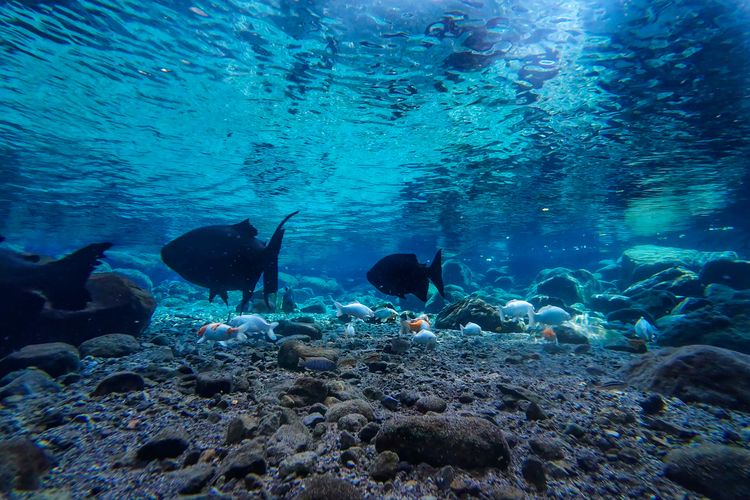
{"left": 435, "top": 297, "right": 503, "bottom": 331}
{"left": 664, "top": 444, "right": 750, "bottom": 500}
{"left": 136, "top": 429, "right": 189, "bottom": 461}
{"left": 79, "top": 334, "right": 141, "bottom": 358}
{"left": 196, "top": 371, "right": 232, "bottom": 397}
{"left": 370, "top": 451, "right": 399, "bottom": 481}
{"left": 294, "top": 474, "right": 364, "bottom": 500}
{"left": 700, "top": 259, "right": 750, "bottom": 290}
{"left": 0, "top": 343, "right": 79, "bottom": 378}
{"left": 325, "top": 399, "right": 374, "bottom": 423}
{"left": 278, "top": 341, "right": 338, "bottom": 371}
{"left": 621, "top": 345, "right": 750, "bottom": 411}
{"left": 92, "top": 371, "right": 144, "bottom": 396}
{"left": 0, "top": 368, "right": 61, "bottom": 399}
{"left": 415, "top": 396, "right": 447, "bottom": 413}
{"left": 0, "top": 438, "right": 54, "bottom": 491}
{"left": 374, "top": 415, "right": 510, "bottom": 469}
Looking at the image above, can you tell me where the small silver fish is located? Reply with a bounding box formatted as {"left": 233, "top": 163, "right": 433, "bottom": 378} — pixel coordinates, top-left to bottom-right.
{"left": 460, "top": 322, "right": 482, "bottom": 336}
{"left": 299, "top": 357, "right": 337, "bottom": 371}
{"left": 634, "top": 317, "right": 658, "bottom": 342}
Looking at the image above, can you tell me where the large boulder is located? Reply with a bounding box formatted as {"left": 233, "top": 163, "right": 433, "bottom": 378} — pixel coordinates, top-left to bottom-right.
{"left": 700, "top": 259, "right": 750, "bottom": 290}
{"left": 435, "top": 297, "right": 503, "bottom": 331}
{"left": 623, "top": 266, "right": 703, "bottom": 298}
{"left": 533, "top": 274, "right": 583, "bottom": 305}
{"left": 79, "top": 334, "right": 141, "bottom": 358}
{"left": 655, "top": 309, "right": 750, "bottom": 353}
{"left": 0, "top": 343, "right": 79, "bottom": 378}
{"left": 621, "top": 345, "right": 750, "bottom": 411}
{"left": 0, "top": 439, "right": 54, "bottom": 492}
{"left": 3, "top": 273, "right": 156, "bottom": 356}
{"left": 664, "top": 444, "right": 750, "bottom": 500}
{"left": 374, "top": 416, "right": 510, "bottom": 469}
{"left": 620, "top": 245, "right": 736, "bottom": 286}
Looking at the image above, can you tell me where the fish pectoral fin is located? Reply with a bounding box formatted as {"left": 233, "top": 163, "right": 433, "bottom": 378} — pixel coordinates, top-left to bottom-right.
{"left": 209, "top": 289, "right": 229, "bottom": 305}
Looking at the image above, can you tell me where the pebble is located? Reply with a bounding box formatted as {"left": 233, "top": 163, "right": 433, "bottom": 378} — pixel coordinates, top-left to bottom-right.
{"left": 415, "top": 396, "right": 448, "bottom": 414}
{"left": 136, "top": 429, "right": 190, "bottom": 462}
{"left": 91, "top": 372, "right": 144, "bottom": 396}
{"left": 370, "top": 451, "right": 399, "bottom": 481}
{"left": 381, "top": 395, "right": 400, "bottom": 411}
{"left": 303, "top": 413, "right": 326, "bottom": 428}
{"left": 195, "top": 371, "right": 232, "bottom": 398}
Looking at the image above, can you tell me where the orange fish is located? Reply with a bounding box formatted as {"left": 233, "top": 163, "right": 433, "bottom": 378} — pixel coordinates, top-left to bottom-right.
{"left": 541, "top": 326, "right": 556, "bottom": 340}
{"left": 401, "top": 318, "right": 430, "bottom": 334}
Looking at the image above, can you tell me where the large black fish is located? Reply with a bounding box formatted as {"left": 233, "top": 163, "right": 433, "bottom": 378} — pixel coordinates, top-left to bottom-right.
{"left": 160, "top": 211, "right": 299, "bottom": 311}
{"left": 0, "top": 235, "right": 112, "bottom": 311}
{"left": 367, "top": 249, "right": 445, "bottom": 302}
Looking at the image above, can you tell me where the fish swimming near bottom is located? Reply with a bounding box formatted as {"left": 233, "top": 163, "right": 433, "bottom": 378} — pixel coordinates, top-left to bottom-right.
{"left": 197, "top": 322, "right": 248, "bottom": 346}
{"left": 412, "top": 330, "right": 437, "bottom": 348}
{"left": 499, "top": 300, "right": 535, "bottom": 322}
{"left": 228, "top": 314, "right": 278, "bottom": 341}
{"left": 460, "top": 322, "right": 482, "bottom": 336}
{"left": 528, "top": 305, "right": 571, "bottom": 328}
{"left": 334, "top": 301, "right": 374, "bottom": 319}
{"left": 160, "top": 211, "right": 299, "bottom": 312}
{"left": 299, "top": 357, "right": 337, "bottom": 371}
{"left": 634, "top": 317, "right": 658, "bottom": 342}
{"left": 0, "top": 235, "right": 111, "bottom": 312}
{"left": 367, "top": 250, "right": 445, "bottom": 302}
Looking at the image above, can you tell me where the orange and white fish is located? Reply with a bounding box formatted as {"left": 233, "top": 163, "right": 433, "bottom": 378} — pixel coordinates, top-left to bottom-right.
{"left": 197, "top": 322, "right": 247, "bottom": 346}
{"left": 400, "top": 317, "right": 430, "bottom": 334}
{"left": 541, "top": 326, "right": 558, "bottom": 345}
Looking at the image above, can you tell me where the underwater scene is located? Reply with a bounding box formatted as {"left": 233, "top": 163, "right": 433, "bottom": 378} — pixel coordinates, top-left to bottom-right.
{"left": 2, "top": 0, "right": 750, "bottom": 498}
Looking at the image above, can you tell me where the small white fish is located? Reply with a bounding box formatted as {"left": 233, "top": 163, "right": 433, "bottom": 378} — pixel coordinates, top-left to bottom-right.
{"left": 374, "top": 307, "right": 399, "bottom": 321}
{"left": 334, "top": 301, "right": 374, "bottom": 319}
{"left": 344, "top": 323, "right": 355, "bottom": 336}
{"left": 500, "top": 300, "right": 535, "bottom": 321}
{"left": 634, "top": 317, "right": 658, "bottom": 342}
{"left": 412, "top": 330, "right": 437, "bottom": 349}
{"left": 197, "top": 322, "right": 247, "bottom": 346}
{"left": 528, "top": 305, "right": 571, "bottom": 328}
{"left": 228, "top": 314, "right": 278, "bottom": 341}
{"left": 460, "top": 322, "right": 482, "bottom": 336}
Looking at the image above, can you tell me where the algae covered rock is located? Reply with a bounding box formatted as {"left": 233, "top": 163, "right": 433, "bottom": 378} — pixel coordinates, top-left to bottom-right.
{"left": 620, "top": 245, "right": 736, "bottom": 285}
{"left": 664, "top": 444, "right": 750, "bottom": 500}
{"left": 374, "top": 415, "right": 510, "bottom": 469}
{"left": 621, "top": 345, "right": 750, "bottom": 411}
{"left": 435, "top": 297, "right": 503, "bottom": 331}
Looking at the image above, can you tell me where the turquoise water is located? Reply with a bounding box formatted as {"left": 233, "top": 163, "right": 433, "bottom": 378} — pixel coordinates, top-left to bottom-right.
{"left": 2, "top": 0, "right": 749, "bottom": 279}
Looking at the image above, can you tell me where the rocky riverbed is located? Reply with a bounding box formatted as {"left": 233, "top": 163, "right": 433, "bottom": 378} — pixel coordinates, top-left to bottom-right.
{"left": 2, "top": 307, "right": 750, "bottom": 499}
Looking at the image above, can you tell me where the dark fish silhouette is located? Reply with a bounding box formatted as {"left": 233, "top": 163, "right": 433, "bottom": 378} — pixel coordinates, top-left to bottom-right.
{"left": 0, "top": 235, "right": 111, "bottom": 311}
{"left": 367, "top": 250, "right": 445, "bottom": 302}
{"left": 160, "top": 211, "right": 299, "bottom": 312}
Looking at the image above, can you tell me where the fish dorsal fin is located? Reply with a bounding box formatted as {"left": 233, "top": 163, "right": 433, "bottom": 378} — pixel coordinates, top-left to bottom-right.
{"left": 232, "top": 219, "right": 259, "bottom": 237}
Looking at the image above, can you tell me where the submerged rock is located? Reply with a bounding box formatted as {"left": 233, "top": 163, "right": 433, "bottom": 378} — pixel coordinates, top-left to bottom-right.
{"left": 620, "top": 245, "right": 736, "bottom": 285}
{"left": 623, "top": 266, "right": 703, "bottom": 298}
{"left": 92, "top": 371, "right": 145, "bottom": 396}
{"left": 136, "top": 429, "right": 190, "bottom": 462}
{"left": 0, "top": 438, "right": 54, "bottom": 492}
{"left": 374, "top": 415, "right": 510, "bottom": 469}
{"left": 664, "top": 444, "right": 750, "bottom": 500}
{"left": 622, "top": 345, "right": 750, "bottom": 411}
{"left": 278, "top": 342, "right": 339, "bottom": 371}
{"left": 275, "top": 320, "right": 322, "bottom": 340}
{"left": 700, "top": 259, "right": 750, "bottom": 290}
{"left": 79, "top": 333, "right": 141, "bottom": 358}
{"left": 655, "top": 309, "right": 748, "bottom": 352}
{"left": 0, "top": 368, "right": 61, "bottom": 399}
{"left": 434, "top": 297, "right": 503, "bottom": 331}
{"left": 294, "top": 474, "right": 364, "bottom": 500}
{"left": 0, "top": 343, "right": 80, "bottom": 378}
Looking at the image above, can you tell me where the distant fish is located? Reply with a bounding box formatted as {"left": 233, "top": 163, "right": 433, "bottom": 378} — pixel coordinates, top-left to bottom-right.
{"left": 197, "top": 322, "right": 247, "bottom": 346}
{"left": 344, "top": 323, "right": 355, "bottom": 336}
{"left": 228, "top": 314, "right": 278, "bottom": 341}
{"left": 334, "top": 301, "right": 374, "bottom": 319}
{"left": 400, "top": 318, "right": 430, "bottom": 334}
{"left": 299, "top": 357, "right": 337, "bottom": 371}
{"left": 541, "top": 326, "right": 558, "bottom": 345}
{"left": 634, "top": 317, "right": 658, "bottom": 342}
{"left": 367, "top": 250, "right": 445, "bottom": 302}
{"left": 528, "top": 305, "right": 571, "bottom": 327}
{"left": 499, "top": 300, "right": 535, "bottom": 322}
{"left": 412, "top": 330, "right": 437, "bottom": 348}
{"left": 0, "top": 236, "right": 111, "bottom": 311}
{"left": 160, "top": 211, "right": 298, "bottom": 312}
{"left": 373, "top": 307, "right": 399, "bottom": 322}
{"left": 460, "top": 322, "right": 482, "bottom": 336}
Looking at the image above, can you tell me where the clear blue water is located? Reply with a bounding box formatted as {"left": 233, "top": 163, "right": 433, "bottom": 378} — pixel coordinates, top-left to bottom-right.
{"left": 1, "top": 0, "right": 749, "bottom": 280}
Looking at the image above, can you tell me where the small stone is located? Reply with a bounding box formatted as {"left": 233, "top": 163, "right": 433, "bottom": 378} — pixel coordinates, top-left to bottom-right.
{"left": 287, "top": 377, "right": 328, "bottom": 406}
{"left": 244, "top": 473, "right": 263, "bottom": 490}
{"left": 435, "top": 465, "right": 455, "bottom": 490}
{"left": 358, "top": 422, "right": 380, "bottom": 443}
{"left": 279, "top": 451, "right": 317, "bottom": 477}
{"left": 529, "top": 438, "right": 565, "bottom": 460}
{"left": 381, "top": 395, "right": 400, "bottom": 411}
{"left": 339, "top": 431, "right": 357, "bottom": 450}
{"left": 522, "top": 457, "right": 546, "bottom": 491}
{"left": 176, "top": 464, "right": 215, "bottom": 495}
{"left": 325, "top": 399, "right": 374, "bottom": 422}
{"left": 450, "top": 476, "right": 481, "bottom": 496}
{"left": 639, "top": 393, "right": 666, "bottom": 414}
{"left": 337, "top": 413, "right": 367, "bottom": 433}
{"left": 396, "top": 390, "right": 420, "bottom": 406}
{"left": 458, "top": 393, "right": 474, "bottom": 404}
{"left": 564, "top": 423, "right": 586, "bottom": 438}
{"left": 195, "top": 371, "right": 232, "bottom": 398}
{"left": 340, "top": 447, "right": 362, "bottom": 466}
{"left": 295, "top": 474, "right": 364, "bottom": 500}
{"left": 303, "top": 413, "right": 325, "bottom": 428}
{"left": 525, "top": 402, "right": 549, "bottom": 421}
{"left": 576, "top": 451, "right": 602, "bottom": 472}
{"left": 415, "top": 396, "right": 447, "bottom": 414}
{"left": 91, "top": 371, "right": 144, "bottom": 396}
{"left": 225, "top": 415, "right": 257, "bottom": 445}
{"left": 369, "top": 451, "right": 399, "bottom": 481}
{"left": 136, "top": 429, "right": 189, "bottom": 462}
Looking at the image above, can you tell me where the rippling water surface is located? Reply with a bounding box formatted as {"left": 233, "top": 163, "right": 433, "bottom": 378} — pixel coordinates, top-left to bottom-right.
{"left": 1, "top": 0, "right": 749, "bottom": 275}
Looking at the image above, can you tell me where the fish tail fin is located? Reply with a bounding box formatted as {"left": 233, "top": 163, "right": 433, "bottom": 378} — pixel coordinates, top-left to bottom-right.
{"left": 267, "top": 322, "right": 278, "bottom": 341}
{"left": 263, "top": 211, "right": 299, "bottom": 307}
{"left": 237, "top": 331, "right": 248, "bottom": 342}
{"left": 499, "top": 307, "right": 506, "bottom": 322}
{"left": 428, "top": 249, "right": 445, "bottom": 297}
{"left": 43, "top": 242, "right": 112, "bottom": 309}
{"left": 334, "top": 301, "right": 344, "bottom": 317}
{"left": 528, "top": 311, "right": 537, "bottom": 328}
